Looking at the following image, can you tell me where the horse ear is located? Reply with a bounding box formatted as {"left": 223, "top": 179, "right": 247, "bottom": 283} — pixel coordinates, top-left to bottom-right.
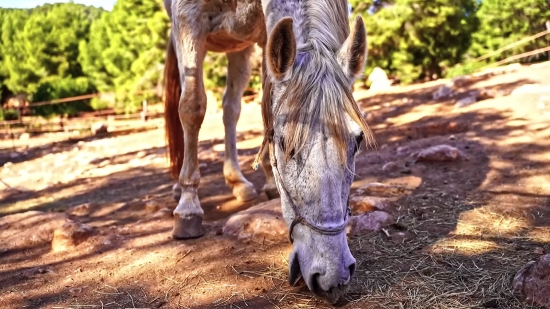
{"left": 338, "top": 16, "right": 367, "bottom": 80}
{"left": 266, "top": 17, "right": 296, "bottom": 79}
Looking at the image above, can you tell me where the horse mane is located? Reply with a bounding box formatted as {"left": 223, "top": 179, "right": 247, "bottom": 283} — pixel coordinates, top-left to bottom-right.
{"left": 260, "top": 0, "right": 373, "bottom": 164}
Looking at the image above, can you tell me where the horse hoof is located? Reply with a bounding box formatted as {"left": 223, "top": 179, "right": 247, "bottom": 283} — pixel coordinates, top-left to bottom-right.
{"left": 264, "top": 186, "right": 280, "bottom": 200}
{"left": 172, "top": 214, "right": 205, "bottom": 239}
{"left": 233, "top": 183, "right": 258, "bottom": 202}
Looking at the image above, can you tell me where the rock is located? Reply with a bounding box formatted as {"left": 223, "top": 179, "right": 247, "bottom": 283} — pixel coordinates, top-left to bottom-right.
{"left": 145, "top": 199, "right": 165, "bottom": 213}
{"left": 19, "top": 133, "right": 30, "bottom": 140}
{"left": 382, "top": 161, "right": 398, "bottom": 171}
{"left": 454, "top": 95, "right": 477, "bottom": 109}
{"left": 512, "top": 254, "right": 550, "bottom": 307}
{"left": 136, "top": 151, "right": 147, "bottom": 158}
{"left": 223, "top": 199, "right": 287, "bottom": 240}
{"left": 396, "top": 146, "right": 411, "bottom": 155}
{"left": 390, "top": 231, "right": 416, "bottom": 243}
{"left": 346, "top": 211, "right": 394, "bottom": 237}
{"left": 356, "top": 182, "right": 411, "bottom": 196}
{"left": 0, "top": 211, "right": 69, "bottom": 250}
{"left": 67, "top": 203, "right": 99, "bottom": 217}
{"left": 98, "top": 160, "right": 110, "bottom": 168}
{"left": 152, "top": 208, "right": 173, "bottom": 219}
{"left": 51, "top": 221, "right": 97, "bottom": 253}
{"left": 350, "top": 196, "right": 393, "bottom": 214}
{"left": 432, "top": 84, "right": 453, "bottom": 100}
{"left": 90, "top": 122, "right": 108, "bottom": 135}
{"left": 477, "top": 88, "right": 505, "bottom": 100}
{"left": 415, "top": 145, "right": 462, "bottom": 162}
{"left": 367, "top": 67, "right": 392, "bottom": 91}
{"left": 450, "top": 76, "right": 470, "bottom": 87}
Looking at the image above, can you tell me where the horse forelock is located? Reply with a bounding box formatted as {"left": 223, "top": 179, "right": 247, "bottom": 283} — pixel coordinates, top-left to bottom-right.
{"left": 274, "top": 44, "right": 372, "bottom": 163}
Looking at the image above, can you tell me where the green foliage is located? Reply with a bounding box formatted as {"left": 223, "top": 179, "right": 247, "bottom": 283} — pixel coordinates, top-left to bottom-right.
{"left": 1, "top": 0, "right": 548, "bottom": 119}
{"left": 90, "top": 98, "right": 110, "bottom": 111}
{"left": 468, "top": 0, "right": 550, "bottom": 62}
{"left": 0, "top": 108, "right": 19, "bottom": 121}
{"left": 444, "top": 61, "right": 487, "bottom": 79}
{"left": 79, "top": 0, "right": 170, "bottom": 110}
{"left": 353, "top": 0, "right": 480, "bottom": 83}
{"left": 31, "top": 77, "right": 95, "bottom": 118}
{"left": 0, "top": 4, "right": 102, "bottom": 96}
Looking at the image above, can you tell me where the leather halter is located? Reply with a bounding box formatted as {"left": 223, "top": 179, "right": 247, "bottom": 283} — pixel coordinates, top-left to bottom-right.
{"left": 252, "top": 131, "right": 351, "bottom": 243}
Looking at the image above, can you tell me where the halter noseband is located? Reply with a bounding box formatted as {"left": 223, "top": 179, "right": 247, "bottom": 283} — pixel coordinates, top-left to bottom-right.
{"left": 252, "top": 131, "right": 351, "bottom": 243}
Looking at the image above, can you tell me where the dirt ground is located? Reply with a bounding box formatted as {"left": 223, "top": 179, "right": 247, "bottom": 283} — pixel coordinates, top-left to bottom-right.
{"left": 1, "top": 63, "right": 550, "bottom": 309}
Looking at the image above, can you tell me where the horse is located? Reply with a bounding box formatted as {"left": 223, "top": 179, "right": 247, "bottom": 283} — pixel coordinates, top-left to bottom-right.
{"left": 162, "top": 0, "right": 373, "bottom": 304}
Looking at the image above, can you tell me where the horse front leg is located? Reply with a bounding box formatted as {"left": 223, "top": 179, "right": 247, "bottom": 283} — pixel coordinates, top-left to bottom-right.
{"left": 171, "top": 27, "right": 207, "bottom": 239}
{"left": 222, "top": 45, "right": 259, "bottom": 202}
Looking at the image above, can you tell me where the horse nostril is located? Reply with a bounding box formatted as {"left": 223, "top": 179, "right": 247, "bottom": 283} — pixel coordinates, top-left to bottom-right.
{"left": 348, "top": 263, "right": 356, "bottom": 279}
{"left": 310, "top": 272, "right": 321, "bottom": 294}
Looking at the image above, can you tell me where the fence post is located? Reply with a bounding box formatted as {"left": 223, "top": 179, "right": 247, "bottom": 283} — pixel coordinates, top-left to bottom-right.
{"left": 141, "top": 99, "right": 148, "bottom": 122}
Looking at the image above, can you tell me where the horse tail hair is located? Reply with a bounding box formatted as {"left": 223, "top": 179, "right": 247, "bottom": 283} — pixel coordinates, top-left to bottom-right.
{"left": 163, "top": 33, "right": 184, "bottom": 180}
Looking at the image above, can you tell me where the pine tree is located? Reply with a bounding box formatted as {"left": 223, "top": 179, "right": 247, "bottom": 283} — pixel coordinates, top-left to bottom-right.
{"left": 469, "top": 0, "right": 550, "bottom": 62}
{"left": 79, "top": 0, "right": 170, "bottom": 112}
{"left": 353, "top": 0, "right": 479, "bottom": 83}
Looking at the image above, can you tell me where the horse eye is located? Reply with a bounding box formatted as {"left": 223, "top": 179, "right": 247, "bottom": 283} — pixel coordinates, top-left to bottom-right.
{"left": 354, "top": 132, "right": 364, "bottom": 153}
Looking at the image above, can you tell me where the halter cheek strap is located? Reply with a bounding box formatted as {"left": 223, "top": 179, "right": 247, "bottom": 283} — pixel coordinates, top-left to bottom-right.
{"left": 252, "top": 131, "right": 351, "bottom": 243}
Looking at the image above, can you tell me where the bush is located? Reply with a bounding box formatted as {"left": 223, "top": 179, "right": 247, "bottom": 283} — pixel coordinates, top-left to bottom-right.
{"left": 31, "top": 77, "right": 96, "bottom": 118}
{"left": 90, "top": 97, "right": 110, "bottom": 111}
{"left": 0, "top": 108, "right": 20, "bottom": 121}
{"left": 444, "top": 61, "right": 487, "bottom": 79}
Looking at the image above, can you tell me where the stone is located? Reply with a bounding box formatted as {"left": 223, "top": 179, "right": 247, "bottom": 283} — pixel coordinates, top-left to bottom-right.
{"left": 512, "top": 254, "right": 550, "bottom": 307}
{"left": 367, "top": 67, "right": 392, "bottom": 91}
{"left": 19, "top": 133, "right": 30, "bottom": 140}
{"left": 223, "top": 199, "right": 287, "bottom": 240}
{"left": 382, "top": 161, "right": 398, "bottom": 171}
{"left": 145, "top": 199, "right": 165, "bottom": 213}
{"left": 477, "top": 88, "right": 505, "bottom": 100}
{"left": 90, "top": 122, "right": 108, "bottom": 135}
{"left": 67, "top": 203, "right": 98, "bottom": 217}
{"left": 136, "top": 151, "right": 147, "bottom": 158}
{"left": 450, "top": 76, "right": 469, "bottom": 87}
{"left": 432, "top": 84, "right": 453, "bottom": 100}
{"left": 454, "top": 95, "right": 477, "bottom": 109}
{"left": 350, "top": 196, "right": 393, "bottom": 214}
{"left": 356, "top": 182, "right": 410, "bottom": 196}
{"left": 51, "top": 221, "right": 97, "bottom": 253}
{"left": 390, "top": 231, "right": 416, "bottom": 243}
{"left": 0, "top": 211, "right": 69, "bottom": 250}
{"left": 152, "top": 208, "right": 173, "bottom": 219}
{"left": 346, "top": 211, "right": 394, "bottom": 237}
{"left": 415, "top": 145, "right": 462, "bottom": 162}
{"left": 396, "top": 146, "right": 411, "bottom": 155}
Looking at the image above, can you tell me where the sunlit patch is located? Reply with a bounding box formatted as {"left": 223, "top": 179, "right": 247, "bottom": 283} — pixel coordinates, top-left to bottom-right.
{"left": 453, "top": 207, "right": 532, "bottom": 237}
{"left": 212, "top": 135, "right": 264, "bottom": 152}
{"left": 428, "top": 238, "right": 500, "bottom": 255}
{"left": 527, "top": 227, "right": 550, "bottom": 243}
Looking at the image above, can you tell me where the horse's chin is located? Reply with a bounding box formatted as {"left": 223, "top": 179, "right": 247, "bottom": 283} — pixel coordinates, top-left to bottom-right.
{"left": 324, "top": 284, "right": 349, "bottom": 305}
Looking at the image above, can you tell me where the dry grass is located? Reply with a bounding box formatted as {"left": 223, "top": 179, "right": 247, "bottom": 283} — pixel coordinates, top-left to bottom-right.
{"left": 340, "top": 193, "right": 547, "bottom": 309}
{"left": 220, "top": 191, "right": 549, "bottom": 309}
